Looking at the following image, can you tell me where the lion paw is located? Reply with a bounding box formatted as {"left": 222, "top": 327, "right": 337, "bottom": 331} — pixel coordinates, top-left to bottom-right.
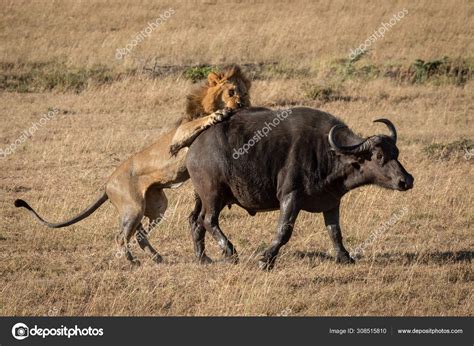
{"left": 169, "top": 143, "right": 181, "bottom": 157}
{"left": 213, "top": 107, "right": 234, "bottom": 122}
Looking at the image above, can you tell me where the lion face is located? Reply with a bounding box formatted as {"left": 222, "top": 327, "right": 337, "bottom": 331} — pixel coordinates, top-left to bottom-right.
{"left": 185, "top": 65, "right": 252, "bottom": 121}
{"left": 203, "top": 65, "right": 251, "bottom": 114}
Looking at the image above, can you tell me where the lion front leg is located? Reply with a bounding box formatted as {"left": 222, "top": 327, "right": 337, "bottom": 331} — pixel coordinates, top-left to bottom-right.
{"left": 169, "top": 108, "right": 233, "bottom": 156}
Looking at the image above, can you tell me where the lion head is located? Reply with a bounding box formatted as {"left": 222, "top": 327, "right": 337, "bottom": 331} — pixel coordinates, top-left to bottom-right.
{"left": 184, "top": 65, "right": 251, "bottom": 121}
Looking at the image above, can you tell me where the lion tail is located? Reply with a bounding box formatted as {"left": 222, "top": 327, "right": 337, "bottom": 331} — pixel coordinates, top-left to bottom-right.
{"left": 14, "top": 192, "right": 108, "bottom": 228}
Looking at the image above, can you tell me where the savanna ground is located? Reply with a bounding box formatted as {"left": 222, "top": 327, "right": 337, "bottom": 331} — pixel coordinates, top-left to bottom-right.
{"left": 0, "top": 0, "right": 473, "bottom": 316}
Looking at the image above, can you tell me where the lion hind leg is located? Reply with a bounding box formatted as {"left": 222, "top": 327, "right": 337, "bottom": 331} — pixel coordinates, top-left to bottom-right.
{"left": 108, "top": 176, "right": 144, "bottom": 266}
{"left": 136, "top": 223, "right": 162, "bottom": 264}
{"left": 135, "top": 187, "right": 168, "bottom": 264}
{"left": 118, "top": 208, "right": 143, "bottom": 267}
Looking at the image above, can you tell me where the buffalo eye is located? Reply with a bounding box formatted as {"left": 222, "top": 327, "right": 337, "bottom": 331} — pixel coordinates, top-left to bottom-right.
{"left": 376, "top": 153, "right": 383, "bottom": 161}
{"left": 228, "top": 89, "right": 235, "bottom": 97}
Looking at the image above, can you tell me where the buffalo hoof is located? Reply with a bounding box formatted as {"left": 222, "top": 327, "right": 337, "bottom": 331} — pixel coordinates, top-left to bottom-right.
{"left": 258, "top": 258, "right": 275, "bottom": 271}
{"left": 224, "top": 254, "right": 239, "bottom": 265}
{"left": 152, "top": 254, "right": 163, "bottom": 264}
{"left": 130, "top": 259, "right": 141, "bottom": 267}
{"left": 198, "top": 254, "right": 213, "bottom": 264}
{"left": 336, "top": 253, "right": 355, "bottom": 264}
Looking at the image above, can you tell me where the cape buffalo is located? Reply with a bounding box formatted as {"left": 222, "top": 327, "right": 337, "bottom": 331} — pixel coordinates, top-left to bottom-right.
{"left": 185, "top": 107, "right": 414, "bottom": 269}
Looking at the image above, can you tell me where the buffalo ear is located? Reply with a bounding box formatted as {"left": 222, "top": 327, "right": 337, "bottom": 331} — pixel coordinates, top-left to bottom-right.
{"left": 207, "top": 72, "right": 221, "bottom": 86}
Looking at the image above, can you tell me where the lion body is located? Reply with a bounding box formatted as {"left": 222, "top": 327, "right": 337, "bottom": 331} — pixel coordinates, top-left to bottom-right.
{"left": 103, "top": 65, "right": 252, "bottom": 263}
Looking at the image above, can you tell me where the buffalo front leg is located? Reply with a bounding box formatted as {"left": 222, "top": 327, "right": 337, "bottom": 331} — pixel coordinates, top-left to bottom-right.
{"left": 259, "top": 193, "right": 300, "bottom": 270}
{"left": 323, "top": 206, "right": 354, "bottom": 264}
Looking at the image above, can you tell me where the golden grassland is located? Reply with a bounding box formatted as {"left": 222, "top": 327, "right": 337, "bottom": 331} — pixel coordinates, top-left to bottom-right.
{"left": 0, "top": 0, "right": 472, "bottom": 316}
{"left": 2, "top": 0, "right": 473, "bottom": 67}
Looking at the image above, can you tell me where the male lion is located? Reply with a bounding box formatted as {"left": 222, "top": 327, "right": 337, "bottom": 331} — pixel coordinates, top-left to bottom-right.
{"left": 15, "top": 65, "right": 251, "bottom": 265}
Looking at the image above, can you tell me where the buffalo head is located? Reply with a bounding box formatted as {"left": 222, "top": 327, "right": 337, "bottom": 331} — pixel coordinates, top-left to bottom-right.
{"left": 329, "top": 118, "right": 414, "bottom": 191}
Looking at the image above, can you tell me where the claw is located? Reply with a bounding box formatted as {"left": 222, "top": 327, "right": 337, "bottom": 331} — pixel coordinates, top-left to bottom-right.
{"left": 221, "top": 107, "right": 233, "bottom": 119}
{"left": 169, "top": 143, "right": 180, "bottom": 157}
{"left": 214, "top": 108, "right": 234, "bottom": 122}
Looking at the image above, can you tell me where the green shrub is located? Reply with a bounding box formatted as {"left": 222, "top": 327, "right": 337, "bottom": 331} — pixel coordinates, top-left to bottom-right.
{"left": 410, "top": 57, "right": 472, "bottom": 85}
{"left": 184, "top": 65, "right": 216, "bottom": 83}
{"left": 411, "top": 58, "right": 447, "bottom": 84}
{"left": 303, "top": 83, "right": 349, "bottom": 102}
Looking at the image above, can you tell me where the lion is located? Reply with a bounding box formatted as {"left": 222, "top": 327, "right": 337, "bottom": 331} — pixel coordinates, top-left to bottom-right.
{"left": 15, "top": 65, "right": 252, "bottom": 266}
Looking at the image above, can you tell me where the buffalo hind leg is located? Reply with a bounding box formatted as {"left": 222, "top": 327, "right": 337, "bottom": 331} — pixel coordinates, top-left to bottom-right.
{"left": 189, "top": 194, "right": 212, "bottom": 264}
{"left": 259, "top": 192, "right": 300, "bottom": 270}
{"left": 323, "top": 205, "right": 354, "bottom": 264}
{"left": 201, "top": 207, "right": 238, "bottom": 264}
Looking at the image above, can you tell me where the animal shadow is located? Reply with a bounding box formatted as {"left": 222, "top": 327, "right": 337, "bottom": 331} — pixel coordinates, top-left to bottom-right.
{"left": 293, "top": 250, "right": 472, "bottom": 265}
{"left": 293, "top": 250, "right": 335, "bottom": 263}
{"left": 364, "top": 250, "right": 472, "bottom": 265}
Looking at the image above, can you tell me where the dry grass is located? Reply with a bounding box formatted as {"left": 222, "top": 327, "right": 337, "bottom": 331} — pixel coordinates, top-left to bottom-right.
{"left": 2, "top": 0, "right": 473, "bottom": 67}
{"left": 0, "top": 0, "right": 472, "bottom": 316}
